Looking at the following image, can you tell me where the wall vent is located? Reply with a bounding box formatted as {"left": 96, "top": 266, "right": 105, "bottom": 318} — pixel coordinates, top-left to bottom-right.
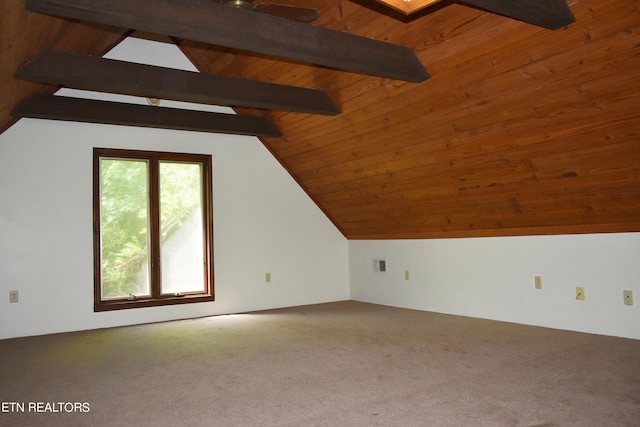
{"left": 374, "top": 259, "right": 387, "bottom": 272}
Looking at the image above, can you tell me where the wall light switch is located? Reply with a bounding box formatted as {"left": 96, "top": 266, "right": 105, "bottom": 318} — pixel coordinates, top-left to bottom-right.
{"left": 265, "top": 273, "right": 271, "bottom": 283}
{"left": 9, "top": 290, "right": 19, "bottom": 303}
{"left": 404, "top": 270, "right": 410, "bottom": 281}
{"left": 576, "top": 286, "right": 585, "bottom": 301}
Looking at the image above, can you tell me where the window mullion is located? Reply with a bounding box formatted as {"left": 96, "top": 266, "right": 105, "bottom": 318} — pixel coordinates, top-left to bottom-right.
{"left": 149, "top": 157, "right": 162, "bottom": 299}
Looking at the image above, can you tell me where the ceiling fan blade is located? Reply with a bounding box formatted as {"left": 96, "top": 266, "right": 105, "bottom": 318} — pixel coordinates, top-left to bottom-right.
{"left": 460, "top": 0, "right": 575, "bottom": 30}
{"left": 254, "top": 3, "right": 319, "bottom": 23}
{"left": 24, "top": 0, "right": 429, "bottom": 82}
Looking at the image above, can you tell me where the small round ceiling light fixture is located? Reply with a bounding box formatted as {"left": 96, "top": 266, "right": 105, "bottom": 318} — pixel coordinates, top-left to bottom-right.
{"left": 223, "top": 0, "right": 254, "bottom": 10}
{"left": 146, "top": 97, "right": 161, "bottom": 106}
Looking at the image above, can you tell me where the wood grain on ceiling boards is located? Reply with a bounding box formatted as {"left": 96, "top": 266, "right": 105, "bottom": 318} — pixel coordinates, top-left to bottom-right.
{"left": 2, "top": 0, "right": 639, "bottom": 239}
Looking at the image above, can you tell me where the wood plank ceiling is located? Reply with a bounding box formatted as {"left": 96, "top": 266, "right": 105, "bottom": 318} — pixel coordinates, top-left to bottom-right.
{"left": 1, "top": 0, "right": 639, "bottom": 239}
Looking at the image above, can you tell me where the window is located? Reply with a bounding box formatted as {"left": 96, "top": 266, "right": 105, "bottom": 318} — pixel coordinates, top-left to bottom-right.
{"left": 93, "top": 148, "right": 214, "bottom": 311}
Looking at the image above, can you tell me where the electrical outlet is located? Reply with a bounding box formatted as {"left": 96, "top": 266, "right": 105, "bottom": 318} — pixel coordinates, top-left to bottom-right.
{"left": 576, "top": 286, "right": 585, "bottom": 301}
{"left": 534, "top": 275, "right": 542, "bottom": 289}
{"left": 623, "top": 290, "right": 634, "bottom": 306}
{"left": 9, "top": 290, "right": 19, "bottom": 303}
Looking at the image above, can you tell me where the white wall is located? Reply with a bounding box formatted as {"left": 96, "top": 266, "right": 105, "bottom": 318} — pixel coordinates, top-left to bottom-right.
{"left": 350, "top": 234, "right": 640, "bottom": 339}
{"left": 0, "top": 36, "right": 349, "bottom": 339}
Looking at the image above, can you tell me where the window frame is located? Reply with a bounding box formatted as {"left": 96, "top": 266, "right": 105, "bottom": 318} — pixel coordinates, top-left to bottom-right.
{"left": 93, "top": 148, "right": 214, "bottom": 312}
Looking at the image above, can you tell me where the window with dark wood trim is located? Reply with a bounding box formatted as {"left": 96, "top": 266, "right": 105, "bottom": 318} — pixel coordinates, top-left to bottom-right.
{"left": 93, "top": 148, "right": 214, "bottom": 311}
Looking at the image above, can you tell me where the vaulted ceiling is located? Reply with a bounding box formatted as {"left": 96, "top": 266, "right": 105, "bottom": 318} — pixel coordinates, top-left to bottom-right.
{"left": 2, "top": 0, "right": 639, "bottom": 239}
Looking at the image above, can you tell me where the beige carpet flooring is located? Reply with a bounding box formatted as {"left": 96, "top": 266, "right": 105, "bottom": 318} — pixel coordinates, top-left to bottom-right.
{"left": 0, "top": 301, "right": 639, "bottom": 426}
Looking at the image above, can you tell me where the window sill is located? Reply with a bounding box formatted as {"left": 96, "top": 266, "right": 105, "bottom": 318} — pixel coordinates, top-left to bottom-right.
{"left": 94, "top": 294, "right": 214, "bottom": 312}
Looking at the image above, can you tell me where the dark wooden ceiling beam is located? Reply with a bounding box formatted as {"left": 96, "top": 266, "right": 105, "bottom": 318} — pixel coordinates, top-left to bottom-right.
{"left": 24, "top": 0, "right": 430, "bottom": 83}
{"left": 461, "top": 0, "right": 575, "bottom": 30}
{"left": 12, "top": 94, "right": 282, "bottom": 137}
{"left": 15, "top": 50, "right": 340, "bottom": 116}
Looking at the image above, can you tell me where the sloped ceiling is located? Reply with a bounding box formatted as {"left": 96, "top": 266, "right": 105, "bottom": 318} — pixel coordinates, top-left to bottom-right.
{"left": 2, "top": 0, "right": 639, "bottom": 239}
